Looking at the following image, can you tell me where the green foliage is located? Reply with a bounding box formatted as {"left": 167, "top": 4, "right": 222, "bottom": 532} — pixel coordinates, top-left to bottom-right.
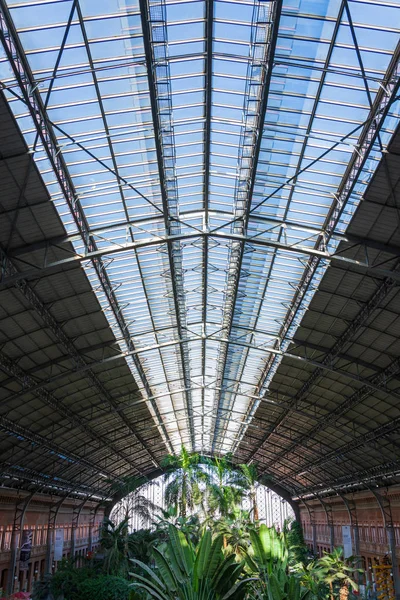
{"left": 284, "top": 519, "right": 310, "bottom": 566}
{"left": 31, "top": 574, "right": 54, "bottom": 600}
{"left": 246, "top": 524, "right": 289, "bottom": 574}
{"left": 128, "top": 528, "right": 159, "bottom": 564}
{"left": 49, "top": 561, "right": 131, "bottom": 600}
{"left": 316, "top": 547, "right": 361, "bottom": 593}
{"left": 162, "top": 446, "right": 210, "bottom": 517}
{"left": 250, "top": 567, "right": 313, "bottom": 600}
{"left": 78, "top": 574, "right": 131, "bottom": 600}
{"left": 100, "top": 517, "right": 132, "bottom": 576}
{"left": 130, "top": 525, "right": 254, "bottom": 600}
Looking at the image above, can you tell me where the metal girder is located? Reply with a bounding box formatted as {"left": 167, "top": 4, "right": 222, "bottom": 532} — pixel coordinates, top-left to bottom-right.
{"left": 139, "top": 0, "right": 195, "bottom": 449}
{"left": 0, "top": 350, "right": 147, "bottom": 476}
{"left": 2, "top": 230, "right": 399, "bottom": 292}
{"left": 317, "top": 495, "right": 335, "bottom": 550}
{"left": 88, "top": 502, "right": 102, "bottom": 552}
{"left": 259, "top": 354, "right": 400, "bottom": 476}
{"left": 211, "top": 0, "right": 283, "bottom": 452}
{"left": 0, "top": 413, "right": 123, "bottom": 481}
{"left": 0, "top": 246, "right": 160, "bottom": 469}
{"left": 0, "top": 464, "right": 105, "bottom": 498}
{"left": 336, "top": 490, "right": 361, "bottom": 588}
{"left": 242, "top": 34, "right": 400, "bottom": 461}
{"left": 7, "top": 491, "right": 34, "bottom": 595}
{"left": 287, "top": 402, "right": 400, "bottom": 478}
{"left": 249, "top": 267, "right": 399, "bottom": 465}
{"left": 368, "top": 487, "right": 400, "bottom": 600}
{"left": 45, "top": 494, "right": 69, "bottom": 574}
{"left": 0, "top": 0, "right": 172, "bottom": 456}
{"left": 70, "top": 496, "right": 90, "bottom": 557}
{"left": 7, "top": 211, "right": 400, "bottom": 263}
{"left": 295, "top": 459, "right": 400, "bottom": 498}
{"left": 301, "top": 498, "right": 318, "bottom": 554}
{"left": 200, "top": 0, "right": 213, "bottom": 451}
{"left": 4, "top": 334, "right": 400, "bottom": 410}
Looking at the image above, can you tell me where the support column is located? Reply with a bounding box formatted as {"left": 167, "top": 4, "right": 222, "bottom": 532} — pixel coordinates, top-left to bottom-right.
{"left": 88, "top": 504, "right": 101, "bottom": 553}
{"left": 337, "top": 493, "right": 361, "bottom": 587}
{"left": 302, "top": 498, "right": 318, "bottom": 555}
{"left": 370, "top": 488, "right": 400, "bottom": 600}
{"left": 318, "top": 495, "right": 335, "bottom": 551}
{"left": 70, "top": 497, "right": 89, "bottom": 560}
{"left": 7, "top": 493, "right": 34, "bottom": 596}
{"left": 45, "top": 495, "right": 68, "bottom": 575}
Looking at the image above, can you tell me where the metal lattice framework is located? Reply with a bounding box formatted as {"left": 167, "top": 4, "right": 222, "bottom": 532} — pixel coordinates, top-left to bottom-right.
{"left": 0, "top": 0, "right": 399, "bottom": 499}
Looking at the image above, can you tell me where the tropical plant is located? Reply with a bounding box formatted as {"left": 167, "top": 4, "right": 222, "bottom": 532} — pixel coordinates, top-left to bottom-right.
{"left": 128, "top": 528, "right": 159, "bottom": 564}
{"left": 49, "top": 562, "right": 131, "bottom": 600}
{"left": 108, "top": 475, "right": 160, "bottom": 525}
{"left": 162, "top": 446, "right": 210, "bottom": 517}
{"left": 316, "top": 548, "right": 361, "bottom": 600}
{"left": 154, "top": 506, "right": 203, "bottom": 547}
{"left": 130, "top": 525, "right": 253, "bottom": 600}
{"left": 284, "top": 519, "right": 310, "bottom": 566}
{"left": 31, "top": 574, "right": 54, "bottom": 600}
{"left": 213, "top": 509, "right": 254, "bottom": 560}
{"left": 293, "top": 560, "right": 329, "bottom": 600}
{"left": 208, "top": 483, "right": 246, "bottom": 519}
{"left": 248, "top": 566, "right": 313, "bottom": 600}
{"left": 100, "top": 517, "right": 131, "bottom": 577}
{"left": 246, "top": 524, "right": 289, "bottom": 575}
{"left": 235, "top": 464, "right": 260, "bottom": 522}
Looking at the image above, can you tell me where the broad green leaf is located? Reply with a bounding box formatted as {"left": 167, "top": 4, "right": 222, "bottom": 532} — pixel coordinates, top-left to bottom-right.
{"left": 153, "top": 547, "right": 177, "bottom": 591}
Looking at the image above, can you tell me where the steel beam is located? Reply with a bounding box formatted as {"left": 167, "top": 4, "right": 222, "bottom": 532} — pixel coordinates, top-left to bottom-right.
{"left": 44, "top": 494, "right": 69, "bottom": 574}
{"left": 369, "top": 488, "right": 400, "bottom": 600}
{"left": 260, "top": 354, "right": 400, "bottom": 477}
{"left": 0, "top": 350, "right": 147, "bottom": 476}
{"left": 2, "top": 230, "right": 399, "bottom": 291}
{"left": 338, "top": 493, "right": 361, "bottom": 584}
{"left": 283, "top": 386, "right": 400, "bottom": 479}
{"left": 318, "top": 495, "right": 335, "bottom": 551}
{"left": 7, "top": 212, "right": 400, "bottom": 262}
{"left": 6, "top": 492, "right": 34, "bottom": 595}
{"left": 0, "top": 0, "right": 172, "bottom": 456}
{"left": 139, "top": 0, "right": 195, "bottom": 449}
{"left": 0, "top": 246, "right": 159, "bottom": 469}
{"left": 0, "top": 414, "right": 122, "bottom": 481}
{"left": 301, "top": 498, "right": 318, "bottom": 555}
{"left": 250, "top": 269, "right": 400, "bottom": 465}
{"left": 4, "top": 334, "right": 400, "bottom": 410}
{"left": 245, "top": 33, "right": 400, "bottom": 463}
{"left": 211, "top": 0, "right": 283, "bottom": 451}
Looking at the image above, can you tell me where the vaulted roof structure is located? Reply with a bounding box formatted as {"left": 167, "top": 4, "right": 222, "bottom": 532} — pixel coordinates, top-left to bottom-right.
{"left": 0, "top": 0, "right": 399, "bottom": 501}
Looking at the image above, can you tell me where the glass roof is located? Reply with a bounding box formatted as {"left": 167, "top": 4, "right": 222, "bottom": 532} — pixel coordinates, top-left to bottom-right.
{"left": 0, "top": 0, "right": 399, "bottom": 455}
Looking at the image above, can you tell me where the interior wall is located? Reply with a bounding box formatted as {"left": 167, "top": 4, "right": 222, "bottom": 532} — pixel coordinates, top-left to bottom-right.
{"left": 0, "top": 488, "right": 104, "bottom": 595}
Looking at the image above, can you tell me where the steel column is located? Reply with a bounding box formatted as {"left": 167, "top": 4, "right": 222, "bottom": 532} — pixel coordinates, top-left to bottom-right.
{"left": 7, "top": 493, "right": 34, "bottom": 596}
{"left": 44, "top": 495, "right": 68, "bottom": 574}
{"left": 370, "top": 488, "right": 400, "bottom": 600}
{"left": 70, "top": 498, "right": 89, "bottom": 560}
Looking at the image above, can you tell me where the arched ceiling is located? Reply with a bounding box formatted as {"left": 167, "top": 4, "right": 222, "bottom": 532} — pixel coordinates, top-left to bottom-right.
{"left": 0, "top": 0, "right": 399, "bottom": 501}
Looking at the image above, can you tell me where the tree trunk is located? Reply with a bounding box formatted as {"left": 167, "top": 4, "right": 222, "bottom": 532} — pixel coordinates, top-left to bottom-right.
{"left": 339, "top": 583, "right": 349, "bottom": 600}
{"left": 253, "top": 492, "right": 259, "bottom": 522}
{"left": 329, "top": 581, "right": 334, "bottom": 600}
{"left": 181, "top": 474, "right": 187, "bottom": 518}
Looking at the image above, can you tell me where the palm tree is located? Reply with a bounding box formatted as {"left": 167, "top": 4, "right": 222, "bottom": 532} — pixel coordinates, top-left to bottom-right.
{"left": 208, "top": 483, "right": 245, "bottom": 518}
{"left": 162, "top": 446, "right": 209, "bottom": 517}
{"left": 100, "top": 517, "right": 131, "bottom": 577}
{"left": 235, "top": 463, "right": 260, "bottom": 521}
{"left": 206, "top": 454, "right": 246, "bottom": 519}
{"left": 108, "top": 475, "right": 159, "bottom": 525}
